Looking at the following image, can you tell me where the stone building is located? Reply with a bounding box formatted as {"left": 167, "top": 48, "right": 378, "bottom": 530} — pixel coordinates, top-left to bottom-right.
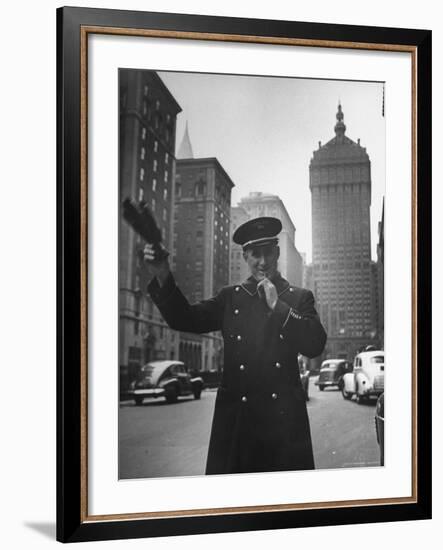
{"left": 229, "top": 206, "right": 251, "bottom": 285}
{"left": 376, "top": 200, "right": 385, "bottom": 348}
{"left": 173, "top": 143, "right": 234, "bottom": 372}
{"left": 310, "top": 103, "right": 378, "bottom": 360}
{"left": 237, "top": 192, "right": 303, "bottom": 287}
{"left": 119, "top": 69, "right": 181, "bottom": 392}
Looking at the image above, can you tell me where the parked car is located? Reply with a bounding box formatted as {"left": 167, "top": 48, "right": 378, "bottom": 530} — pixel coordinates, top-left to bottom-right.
{"left": 341, "top": 350, "right": 384, "bottom": 403}
{"left": 375, "top": 392, "right": 385, "bottom": 465}
{"left": 129, "top": 360, "right": 204, "bottom": 405}
{"left": 315, "top": 359, "right": 352, "bottom": 391}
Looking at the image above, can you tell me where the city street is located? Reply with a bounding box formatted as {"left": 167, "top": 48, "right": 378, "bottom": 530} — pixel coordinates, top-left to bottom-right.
{"left": 119, "top": 377, "right": 381, "bottom": 479}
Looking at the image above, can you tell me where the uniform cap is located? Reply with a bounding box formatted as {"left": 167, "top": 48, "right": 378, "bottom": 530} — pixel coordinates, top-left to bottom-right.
{"left": 233, "top": 217, "right": 282, "bottom": 250}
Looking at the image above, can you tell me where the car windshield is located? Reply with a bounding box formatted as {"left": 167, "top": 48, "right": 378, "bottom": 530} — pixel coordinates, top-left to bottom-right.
{"left": 322, "top": 363, "right": 338, "bottom": 370}
{"left": 370, "top": 356, "right": 384, "bottom": 364}
{"left": 141, "top": 365, "right": 155, "bottom": 376}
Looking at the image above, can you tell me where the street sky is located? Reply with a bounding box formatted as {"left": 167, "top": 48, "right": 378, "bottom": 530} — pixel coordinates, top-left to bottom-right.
{"left": 159, "top": 71, "right": 385, "bottom": 263}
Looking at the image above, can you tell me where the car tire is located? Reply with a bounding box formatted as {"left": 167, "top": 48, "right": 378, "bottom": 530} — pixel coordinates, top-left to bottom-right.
{"left": 193, "top": 387, "right": 202, "bottom": 400}
{"left": 341, "top": 387, "right": 352, "bottom": 400}
{"left": 356, "top": 392, "right": 366, "bottom": 404}
{"left": 165, "top": 386, "right": 178, "bottom": 404}
{"left": 319, "top": 385, "right": 324, "bottom": 391}
{"left": 134, "top": 396, "right": 143, "bottom": 406}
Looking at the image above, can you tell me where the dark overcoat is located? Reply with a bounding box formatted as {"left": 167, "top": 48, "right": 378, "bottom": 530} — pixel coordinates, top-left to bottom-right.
{"left": 148, "top": 272, "right": 327, "bottom": 475}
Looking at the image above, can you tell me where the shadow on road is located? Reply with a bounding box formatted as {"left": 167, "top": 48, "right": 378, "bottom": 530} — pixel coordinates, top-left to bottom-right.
{"left": 120, "top": 396, "right": 201, "bottom": 408}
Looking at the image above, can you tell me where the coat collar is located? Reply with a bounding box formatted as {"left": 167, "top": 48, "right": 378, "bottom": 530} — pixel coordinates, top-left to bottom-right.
{"left": 240, "top": 273, "right": 290, "bottom": 297}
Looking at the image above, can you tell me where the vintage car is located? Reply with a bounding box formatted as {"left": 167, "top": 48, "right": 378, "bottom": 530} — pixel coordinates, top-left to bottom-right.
{"left": 341, "top": 350, "right": 385, "bottom": 403}
{"left": 315, "top": 359, "right": 352, "bottom": 391}
{"left": 375, "top": 392, "right": 385, "bottom": 465}
{"left": 129, "top": 360, "right": 204, "bottom": 405}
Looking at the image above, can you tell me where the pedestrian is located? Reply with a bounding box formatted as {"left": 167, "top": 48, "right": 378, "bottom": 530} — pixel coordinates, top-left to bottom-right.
{"left": 145, "top": 216, "right": 327, "bottom": 475}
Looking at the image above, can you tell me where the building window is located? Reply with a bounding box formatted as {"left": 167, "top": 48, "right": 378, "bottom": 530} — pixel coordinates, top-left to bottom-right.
{"left": 140, "top": 147, "right": 146, "bottom": 160}
{"left": 143, "top": 85, "right": 149, "bottom": 96}
{"left": 154, "top": 140, "right": 158, "bottom": 152}
{"left": 163, "top": 188, "right": 168, "bottom": 201}
{"left": 153, "top": 159, "right": 158, "bottom": 172}
{"left": 175, "top": 182, "right": 181, "bottom": 197}
{"left": 139, "top": 168, "right": 145, "bottom": 181}
{"left": 151, "top": 198, "right": 156, "bottom": 212}
{"left": 143, "top": 101, "right": 147, "bottom": 115}
{"left": 152, "top": 179, "right": 157, "bottom": 192}
{"left": 165, "top": 152, "right": 169, "bottom": 164}
{"left": 138, "top": 187, "right": 144, "bottom": 202}
{"left": 141, "top": 128, "right": 146, "bottom": 140}
{"left": 163, "top": 208, "right": 167, "bottom": 221}
{"left": 195, "top": 180, "right": 206, "bottom": 196}
{"left": 155, "top": 99, "right": 160, "bottom": 110}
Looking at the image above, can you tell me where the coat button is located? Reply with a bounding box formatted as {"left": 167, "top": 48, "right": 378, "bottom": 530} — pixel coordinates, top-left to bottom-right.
{"left": 239, "top": 364, "right": 245, "bottom": 371}
{"left": 234, "top": 309, "right": 239, "bottom": 315}
{"left": 235, "top": 286, "right": 240, "bottom": 292}
{"left": 272, "top": 393, "right": 278, "bottom": 400}
{"left": 275, "top": 362, "right": 281, "bottom": 368}
{"left": 241, "top": 395, "right": 247, "bottom": 402}
{"left": 237, "top": 335, "right": 242, "bottom": 341}
{"left": 289, "top": 287, "right": 294, "bottom": 292}
{"left": 279, "top": 334, "right": 284, "bottom": 340}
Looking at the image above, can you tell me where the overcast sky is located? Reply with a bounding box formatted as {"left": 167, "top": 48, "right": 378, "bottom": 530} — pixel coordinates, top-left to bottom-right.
{"left": 159, "top": 71, "right": 385, "bottom": 263}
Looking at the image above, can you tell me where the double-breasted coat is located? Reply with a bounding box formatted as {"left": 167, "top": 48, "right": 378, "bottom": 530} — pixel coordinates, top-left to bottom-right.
{"left": 148, "top": 272, "right": 327, "bottom": 475}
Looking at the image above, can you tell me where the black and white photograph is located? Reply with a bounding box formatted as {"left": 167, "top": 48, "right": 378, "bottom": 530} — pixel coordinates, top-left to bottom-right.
{"left": 118, "top": 68, "right": 386, "bottom": 480}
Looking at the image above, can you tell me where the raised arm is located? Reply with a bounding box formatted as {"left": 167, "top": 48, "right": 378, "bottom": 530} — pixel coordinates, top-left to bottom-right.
{"left": 143, "top": 243, "right": 224, "bottom": 334}
{"left": 147, "top": 273, "right": 225, "bottom": 334}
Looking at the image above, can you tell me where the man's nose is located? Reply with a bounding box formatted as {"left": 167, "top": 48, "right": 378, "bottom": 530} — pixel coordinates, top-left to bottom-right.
{"left": 257, "top": 254, "right": 266, "bottom": 264}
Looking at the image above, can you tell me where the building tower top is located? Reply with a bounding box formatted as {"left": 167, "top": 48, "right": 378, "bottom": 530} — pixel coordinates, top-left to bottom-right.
{"left": 334, "top": 102, "right": 347, "bottom": 139}
{"left": 177, "top": 121, "right": 194, "bottom": 159}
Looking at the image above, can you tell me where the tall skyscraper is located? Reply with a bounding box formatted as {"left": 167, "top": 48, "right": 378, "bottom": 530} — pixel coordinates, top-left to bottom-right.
{"left": 376, "top": 200, "right": 385, "bottom": 348}
{"left": 238, "top": 192, "right": 303, "bottom": 286}
{"left": 310, "top": 104, "right": 377, "bottom": 360}
{"left": 173, "top": 146, "right": 234, "bottom": 372}
{"left": 119, "top": 70, "right": 182, "bottom": 392}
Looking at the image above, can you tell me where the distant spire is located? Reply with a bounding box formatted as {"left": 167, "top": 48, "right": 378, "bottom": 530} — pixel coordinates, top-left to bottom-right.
{"left": 334, "top": 102, "right": 346, "bottom": 138}
{"left": 177, "top": 121, "right": 194, "bottom": 159}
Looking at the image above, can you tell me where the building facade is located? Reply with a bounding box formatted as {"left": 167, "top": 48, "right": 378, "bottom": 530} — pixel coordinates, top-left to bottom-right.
{"left": 310, "top": 104, "right": 378, "bottom": 360}
{"left": 119, "top": 69, "right": 182, "bottom": 392}
{"left": 230, "top": 206, "right": 251, "bottom": 285}
{"left": 376, "top": 200, "right": 385, "bottom": 348}
{"left": 173, "top": 156, "right": 235, "bottom": 372}
{"left": 237, "top": 192, "right": 303, "bottom": 287}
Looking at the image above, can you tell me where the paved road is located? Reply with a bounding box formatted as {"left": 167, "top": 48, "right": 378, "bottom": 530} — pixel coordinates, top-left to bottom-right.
{"left": 119, "top": 379, "right": 380, "bottom": 479}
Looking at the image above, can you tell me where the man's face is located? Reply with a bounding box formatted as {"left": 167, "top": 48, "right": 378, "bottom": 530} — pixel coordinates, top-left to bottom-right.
{"left": 243, "top": 244, "right": 280, "bottom": 281}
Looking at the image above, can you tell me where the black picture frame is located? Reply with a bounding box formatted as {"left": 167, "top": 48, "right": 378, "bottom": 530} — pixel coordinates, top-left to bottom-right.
{"left": 57, "top": 6, "right": 432, "bottom": 543}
